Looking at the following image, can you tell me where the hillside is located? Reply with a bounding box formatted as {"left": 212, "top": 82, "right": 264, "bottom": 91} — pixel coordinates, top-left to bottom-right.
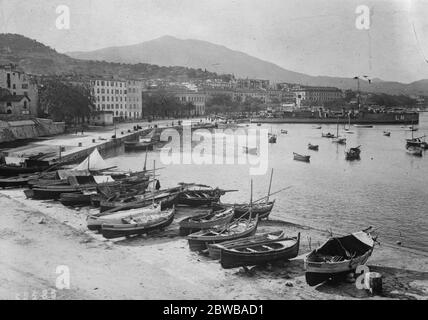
{"left": 68, "top": 35, "right": 428, "bottom": 95}
{"left": 0, "top": 34, "right": 222, "bottom": 81}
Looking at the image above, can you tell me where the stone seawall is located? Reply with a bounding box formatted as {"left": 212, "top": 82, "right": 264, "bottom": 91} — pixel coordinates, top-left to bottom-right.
{"left": 0, "top": 118, "right": 65, "bottom": 143}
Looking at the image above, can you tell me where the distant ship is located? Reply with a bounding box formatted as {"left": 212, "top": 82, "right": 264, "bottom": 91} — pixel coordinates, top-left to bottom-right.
{"left": 251, "top": 109, "right": 419, "bottom": 125}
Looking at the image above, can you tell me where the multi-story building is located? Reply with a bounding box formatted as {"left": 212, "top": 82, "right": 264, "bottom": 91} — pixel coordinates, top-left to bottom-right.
{"left": 126, "top": 80, "right": 143, "bottom": 119}
{"left": 293, "top": 86, "right": 343, "bottom": 106}
{"left": 90, "top": 79, "right": 128, "bottom": 120}
{"left": 0, "top": 64, "right": 38, "bottom": 115}
{"left": 173, "top": 90, "right": 207, "bottom": 115}
{"left": 236, "top": 78, "right": 270, "bottom": 90}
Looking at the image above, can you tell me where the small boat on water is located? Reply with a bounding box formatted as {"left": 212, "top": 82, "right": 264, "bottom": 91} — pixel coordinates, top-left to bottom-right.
{"left": 321, "top": 133, "right": 335, "bottom": 138}
{"left": 304, "top": 228, "right": 376, "bottom": 286}
{"left": 280, "top": 129, "right": 288, "bottom": 134}
{"left": 268, "top": 134, "right": 277, "bottom": 143}
{"left": 308, "top": 143, "right": 319, "bottom": 151}
{"left": 406, "top": 136, "right": 428, "bottom": 149}
{"left": 124, "top": 140, "right": 155, "bottom": 152}
{"left": 243, "top": 146, "right": 258, "bottom": 155}
{"left": 100, "top": 207, "right": 175, "bottom": 239}
{"left": 257, "top": 123, "right": 261, "bottom": 126}
{"left": 345, "top": 146, "right": 361, "bottom": 161}
{"left": 354, "top": 124, "right": 374, "bottom": 128}
{"left": 314, "top": 126, "right": 322, "bottom": 129}
{"left": 187, "top": 216, "right": 258, "bottom": 252}
{"left": 383, "top": 131, "right": 391, "bottom": 137}
{"left": 207, "top": 230, "right": 285, "bottom": 260}
{"left": 220, "top": 233, "right": 300, "bottom": 269}
{"left": 293, "top": 152, "right": 310, "bottom": 162}
{"left": 332, "top": 137, "right": 347, "bottom": 145}
{"left": 406, "top": 146, "right": 423, "bottom": 157}
{"left": 179, "top": 208, "right": 234, "bottom": 236}
{"left": 87, "top": 204, "right": 161, "bottom": 231}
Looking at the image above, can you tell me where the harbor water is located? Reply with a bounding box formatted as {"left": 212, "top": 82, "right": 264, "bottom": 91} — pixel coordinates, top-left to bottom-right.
{"left": 104, "top": 113, "right": 428, "bottom": 253}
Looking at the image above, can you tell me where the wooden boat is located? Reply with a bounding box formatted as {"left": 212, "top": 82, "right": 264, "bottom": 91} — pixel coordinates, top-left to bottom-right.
{"left": 99, "top": 190, "right": 180, "bottom": 213}
{"left": 304, "top": 229, "right": 375, "bottom": 286}
{"left": 406, "top": 146, "right": 423, "bottom": 157}
{"left": 293, "top": 152, "right": 310, "bottom": 162}
{"left": 268, "top": 135, "right": 277, "bottom": 143}
{"left": 179, "top": 208, "right": 234, "bottom": 236}
{"left": 0, "top": 175, "right": 34, "bottom": 189}
{"left": 213, "top": 201, "right": 275, "bottom": 220}
{"left": 187, "top": 216, "right": 259, "bottom": 252}
{"left": 332, "top": 137, "right": 347, "bottom": 145}
{"left": 406, "top": 136, "right": 428, "bottom": 149}
{"left": 178, "top": 188, "right": 225, "bottom": 207}
{"left": 220, "top": 233, "right": 300, "bottom": 269}
{"left": 345, "top": 146, "right": 361, "bottom": 161}
{"left": 124, "top": 140, "right": 155, "bottom": 152}
{"left": 87, "top": 204, "right": 161, "bottom": 231}
{"left": 354, "top": 124, "right": 373, "bottom": 128}
{"left": 242, "top": 146, "right": 258, "bottom": 155}
{"left": 308, "top": 143, "right": 319, "bottom": 151}
{"left": 207, "top": 230, "right": 285, "bottom": 260}
{"left": 383, "top": 131, "right": 391, "bottom": 137}
{"left": 321, "top": 133, "right": 335, "bottom": 138}
{"left": 280, "top": 129, "right": 288, "bottom": 134}
{"left": 29, "top": 186, "right": 83, "bottom": 200}
{"left": 100, "top": 207, "right": 175, "bottom": 239}
{"left": 0, "top": 160, "right": 52, "bottom": 177}
{"left": 314, "top": 126, "right": 322, "bottom": 129}
{"left": 59, "top": 191, "right": 96, "bottom": 207}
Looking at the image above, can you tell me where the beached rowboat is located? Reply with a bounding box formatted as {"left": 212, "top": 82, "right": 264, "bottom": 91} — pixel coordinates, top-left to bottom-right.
{"left": 304, "top": 228, "right": 375, "bottom": 286}
{"left": 212, "top": 201, "right": 275, "bottom": 220}
{"left": 220, "top": 233, "right": 300, "bottom": 269}
{"left": 179, "top": 208, "right": 234, "bottom": 236}
{"left": 187, "top": 216, "right": 258, "bottom": 252}
{"left": 100, "top": 207, "right": 175, "bottom": 239}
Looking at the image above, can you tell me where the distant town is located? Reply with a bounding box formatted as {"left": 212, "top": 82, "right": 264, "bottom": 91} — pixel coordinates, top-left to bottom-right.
{"left": 0, "top": 62, "right": 426, "bottom": 129}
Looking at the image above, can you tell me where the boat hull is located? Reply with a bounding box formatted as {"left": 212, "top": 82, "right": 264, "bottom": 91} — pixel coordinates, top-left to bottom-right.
{"left": 179, "top": 209, "right": 234, "bottom": 236}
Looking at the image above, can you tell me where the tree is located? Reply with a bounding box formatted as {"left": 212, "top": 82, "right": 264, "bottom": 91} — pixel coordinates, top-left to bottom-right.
{"left": 38, "top": 78, "right": 94, "bottom": 123}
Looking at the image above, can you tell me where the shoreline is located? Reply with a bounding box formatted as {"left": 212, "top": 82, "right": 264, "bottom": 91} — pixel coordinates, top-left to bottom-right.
{"left": 1, "top": 189, "right": 427, "bottom": 300}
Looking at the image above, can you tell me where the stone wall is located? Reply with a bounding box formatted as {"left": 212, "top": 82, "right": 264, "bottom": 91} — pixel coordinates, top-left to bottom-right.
{"left": 0, "top": 118, "right": 65, "bottom": 143}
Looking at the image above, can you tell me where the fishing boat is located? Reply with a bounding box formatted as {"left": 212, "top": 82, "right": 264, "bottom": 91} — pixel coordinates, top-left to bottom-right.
{"left": 280, "top": 129, "right": 288, "bottom": 134}
{"left": 406, "top": 146, "right": 423, "bottom": 157}
{"left": 0, "top": 175, "right": 35, "bottom": 189}
{"left": 406, "top": 136, "right": 428, "bottom": 149}
{"left": 179, "top": 208, "right": 234, "bottom": 236}
{"left": 308, "top": 143, "right": 319, "bottom": 151}
{"left": 99, "top": 189, "right": 180, "bottom": 213}
{"left": 314, "top": 126, "right": 322, "bottom": 129}
{"left": 124, "top": 140, "right": 155, "bottom": 152}
{"left": 345, "top": 146, "right": 361, "bottom": 161}
{"left": 332, "top": 118, "right": 346, "bottom": 144}
{"left": 383, "top": 131, "right": 391, "bottom": 137}
{"left": 304, "top": 228, "right": 375, "bottom": 286}
{"left": 178, "top": 186, "right": 228, "bottom": 207}
{"left": 220, "top": 233, "right": 300, "bottom": 269}
{"left": 87, "top": 204, "right": 161, "bottom": 231}
{"left": 207, "top": 230, "right": 285, "bottom": 260}
{"left": 59, "top": 191, "right": 97, "bottom": 207}
{"left": 242, "top": 146, "right": 258, "bottom": 155}
{"left": 100, "top": 207, "right": 176, "bottom": 239}
{"left": 293, "top": 152, "right": 310, "bottom": 162}
{"left": 321, "top": 132, "right": 335, "bottom": 138}
{"left": 343, "top": 114, "right": 354, "bottom": 134}
{"left": 0, "top": 158, "right": 53, "bottom": 177}
{"left": 187, "top": 216, "right": 258, "bottom": 252}
{"left": 354, "top": 124, "right": 373, "bottom": 128}
{"left": 213, "top": 201, "right": 275, "bottom": 220}
{"left": 268, "top": 134, "right": 277, "bottom": 143}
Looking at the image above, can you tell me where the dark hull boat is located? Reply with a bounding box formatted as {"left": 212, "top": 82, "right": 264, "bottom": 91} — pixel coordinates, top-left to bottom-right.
{"left": 99, "top": 190, "right": 179, "bottom": 213}
{"left": 345, "top": 146, "right": 361, "bottom": 161}
{"left": 30, "top": 186, "right": 83, "bottom": 200}
{"left": 308, "top": 144, "right": 319, "bottom": 151}
{"left": 208, "top": 230, "right": 285, "bottom": 260}
{"left": 124, "top": 140, "right": 155, "bottom": 152}
{"left": 0, "top": 176, "right": 34, "bottom": 188}
{"left": 220, "top": 233, "right": 300, "bottom": 269}
{"left": 179, "top": 208, "right": 234, "bottom": 236}
{"left": 178, "top": 189, "right": 224, "bottom": 207}
{"left": 0, "top": 158, "right": 55, "bottom": 177}
{"left": 304, "top": 229, "right": 375, "bottom": 287}
{"left": 293, "top": 152, "right": 310, "bottom": 162}
{"left": 322, "top": 133, "right": 335, "bottom": 138}
{"left": 100, "top": 207, "right": 175, "bottom": 239}
{"left": 213, "top": 201, "right": 275, "bottom": 220}
{"left": 59, "top": 192, "right": 94, "bottom": 207}
{"left": 187, "top": 216, "right": 258, "bottom": 252}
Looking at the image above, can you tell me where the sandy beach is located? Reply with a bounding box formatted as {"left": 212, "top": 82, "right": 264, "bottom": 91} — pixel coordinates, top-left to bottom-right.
{"left": 1, "top": 189, "right": 427, "bottom": 300}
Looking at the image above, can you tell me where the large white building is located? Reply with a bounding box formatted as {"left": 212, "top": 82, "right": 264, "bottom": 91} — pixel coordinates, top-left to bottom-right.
{"left": 126, "top": 80, "right": 143, "bottom": 119}
{"left": 90, "top": 79, "right": 129, "bottom": 120}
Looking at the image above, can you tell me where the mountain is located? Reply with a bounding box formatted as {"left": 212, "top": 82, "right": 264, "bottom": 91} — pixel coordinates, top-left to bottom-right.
{"left": 68, "top": 35, "right": 428, "bottom": 95}
{"left": 0, "top": 34, "right": 221, "bottom": 81}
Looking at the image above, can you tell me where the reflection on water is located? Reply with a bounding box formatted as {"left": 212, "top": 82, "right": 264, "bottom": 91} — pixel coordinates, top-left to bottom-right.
{"left": 105, "top": 113, "right": 428, "bottom": 253}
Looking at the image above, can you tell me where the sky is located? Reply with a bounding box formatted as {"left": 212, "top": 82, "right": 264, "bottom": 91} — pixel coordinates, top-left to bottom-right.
{"left": 1, "top": 0, "right": 428, "bottom": 83}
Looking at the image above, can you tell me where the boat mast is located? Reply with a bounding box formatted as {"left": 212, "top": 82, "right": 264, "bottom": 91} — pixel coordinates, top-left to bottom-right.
{"left": 143, "top": 149, "right": 148, "bottom": 171}
{"left": 250, "top": 179, "right": 253, "bottom": 219}
{"left": 152, "top": 160, "right": 156, "bottom": 205}
{"left": 266, "top": 168, "right": 273, "bottom": 204}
